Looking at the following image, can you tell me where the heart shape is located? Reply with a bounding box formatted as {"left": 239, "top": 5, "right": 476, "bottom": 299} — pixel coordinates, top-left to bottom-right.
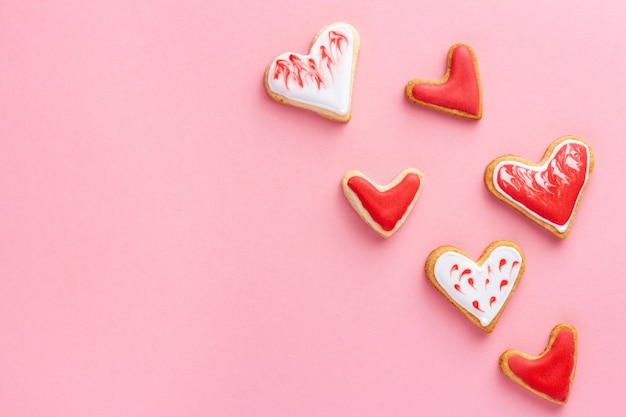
{"left": 424, "top": 241, "right": 524, "bottom": 332}
{"left": 341, "top": 169, "right": 423, "bottom": 238}
{"left": 499, "top": 324, "right": 577, "bottom": 405}
{"left": 485, "top": 136, "right": 594, "bottom": 238}
{"left": 405, "top": 43, "right": 482, "bottom": 119}
{"left": 264, "top": 23, "right": 360, "bottom": 122}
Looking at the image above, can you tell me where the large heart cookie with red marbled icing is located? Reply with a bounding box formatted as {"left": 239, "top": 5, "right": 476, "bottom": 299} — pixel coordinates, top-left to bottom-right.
{"left": 424, "top": 241, "right": 524, "bottom": 332}
{"left": 405, "top": 43, "right": 482, "bottom": 119}
{"left": 499, "top": 324, "right": 578, "bottom": 405}
{"left": 341, "top": 169, "right": 423, "bottom": 238}
{"left": 484, "top": 136, "right": 594, "bottom": 238}
{"left": 264, "top": 22, "right": 360, "bottom": 122}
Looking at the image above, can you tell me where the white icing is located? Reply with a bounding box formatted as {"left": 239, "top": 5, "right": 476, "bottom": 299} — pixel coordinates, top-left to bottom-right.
{"left": 433, "top": 246, "right": 522, "bottom": 327}
{"left": 492, "top": 139, "right": 591, "bottom": 233}
{"left": 266, "top": 23, "right": 357, "bottom": 116}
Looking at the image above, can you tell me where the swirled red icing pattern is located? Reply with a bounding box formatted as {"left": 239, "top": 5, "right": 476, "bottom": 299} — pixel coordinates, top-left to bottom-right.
{"left": 496, "top": 141, "right": 588, "bottom": 226}
{"left": 272, "top": 31, "right": 348, "bottom": 91}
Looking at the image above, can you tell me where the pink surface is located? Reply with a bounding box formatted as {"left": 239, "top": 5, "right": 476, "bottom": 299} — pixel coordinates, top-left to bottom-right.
{"left": 0, "top": 1, "right": 625, "bottom": 416}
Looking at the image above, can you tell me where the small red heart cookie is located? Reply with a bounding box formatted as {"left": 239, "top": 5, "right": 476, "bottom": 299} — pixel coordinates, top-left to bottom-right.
{"left": 405, "top": 43, "right": 482, "bottom": 120}
{"left": 264, "top": 22, "right": 360, "bottom": 123}
{"left": 499, "top": 324, "right": 578, "bottom": 405}
{"left": 341, "top": 169, "right": 423, "bottom": 238}
{"left": 484, "top": 136, "right": 594, "bottom": 238}
{"left": 424, "top": 241, "right": 524, "bottom": 332}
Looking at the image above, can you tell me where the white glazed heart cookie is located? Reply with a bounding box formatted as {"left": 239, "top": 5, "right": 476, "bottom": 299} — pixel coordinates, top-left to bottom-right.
{"left": 264, "top": 22, "right": 360, "bottom": 122}
{"left": 424, "top": 241, "right": 525, "bottom": 332}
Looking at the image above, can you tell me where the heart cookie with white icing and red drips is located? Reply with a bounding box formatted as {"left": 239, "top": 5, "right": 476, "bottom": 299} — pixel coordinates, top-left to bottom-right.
{"left": 484, "top": 136, "right": 594, "bottom": 238}
{"left": 424, "top": 241, "right": 524, "bottom": 332}
{"left": 264, "top": 22, "right": 360, "bottom": 122}
{"left": 405, "top": 43, "right": 482, "bottom": 119}
{"left": 341, "top": 169, "right": 423, "bottom": 238}
{"left": 499, "top": 324, "right": 578, "bottom": 405}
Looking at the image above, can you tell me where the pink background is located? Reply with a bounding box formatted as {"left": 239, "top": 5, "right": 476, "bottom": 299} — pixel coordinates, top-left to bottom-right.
{"left": 1, "top": 0, "right": 625, "bottom": 415}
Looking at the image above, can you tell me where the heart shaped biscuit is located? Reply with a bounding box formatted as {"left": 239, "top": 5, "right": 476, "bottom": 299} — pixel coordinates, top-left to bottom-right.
{"left": 341, "top": 169, "right": 423, "bottom": 238}
{"left": 405, "top": 43, "right": 482, "bottom": 119}
{"left": 484, "top": 136, "right": 594, "bottom": 238}
{"left": 499, "top": 324, "right": 578, "bottom": 405}
{"left": 424, "top": 241, "right": 524, "bottom": 332}
{"left": 264, "top": 23, "right": 360, "bottom": 122}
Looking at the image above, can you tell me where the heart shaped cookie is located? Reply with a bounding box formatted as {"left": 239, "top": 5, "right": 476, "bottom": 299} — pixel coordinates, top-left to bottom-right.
{"left": 424, "top": 241, "right": 524, "bottom": 332}
{"left": 405, "top": 43, "right": 482, "bottom": 119}
{"left": 499, "top": 324, "right": 578, "bottom": 405}
{"left": 484, "top": 136, "right": 594, "bottom": 238}
{"left": 264, "top": 22, "right": 360, "bottom": 122}
{"left": 341, "top": 169, "right": 423, "bottom": 238}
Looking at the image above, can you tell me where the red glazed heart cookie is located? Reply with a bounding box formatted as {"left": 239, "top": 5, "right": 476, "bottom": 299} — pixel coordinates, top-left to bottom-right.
{"left": 499, "top": 324, "right": 578, "bottom": 405}
{"left": 484, "top": 136, "right": 594, "bottom": 238}
{"left": 424, "top": 241, "right": 524, "bottom": 332}
{"left": 405, "top": 43, "right": 482, "bottom": 119}
{"left": 264, "top": 22, "right": 360, "bottom": 123}
{"left": 341, "top": 169, "right": 423, "bottom": 238}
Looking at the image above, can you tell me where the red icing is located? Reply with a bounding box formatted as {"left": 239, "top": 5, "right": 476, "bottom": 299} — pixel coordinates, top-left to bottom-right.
{"left": 347, "top": 173, "right": 421, "bottom": 232}
{"left": 472, "top": 300, "right": 483, "bottom": 312}
{"left": 507, "top": 328, "right": 576, "bottom": 403}
{"left": 499, "top": 258, "right": 507, "bottom": 272}
{"left": 410, "top": 44, "right": 481, "bottom": 116}
{"left": 495, "top": 141, "right": 589, "bottom": 227}
{"left": 328, "top": 30, "right": 348, "bottom": 54}
{"left": 500, "top": 280, "right": 508, "bottom": 291}
{"left": 489, "top": 296, "right": 496, "bottom": 307}
{"left": 459, "top": 268, "right": 472, "bottom": 281}
{"left": 272, "top": 30, "right": 348, "bottom": 91}
{"left": 274, "top": 55, "right": 324, "bottom": 89}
